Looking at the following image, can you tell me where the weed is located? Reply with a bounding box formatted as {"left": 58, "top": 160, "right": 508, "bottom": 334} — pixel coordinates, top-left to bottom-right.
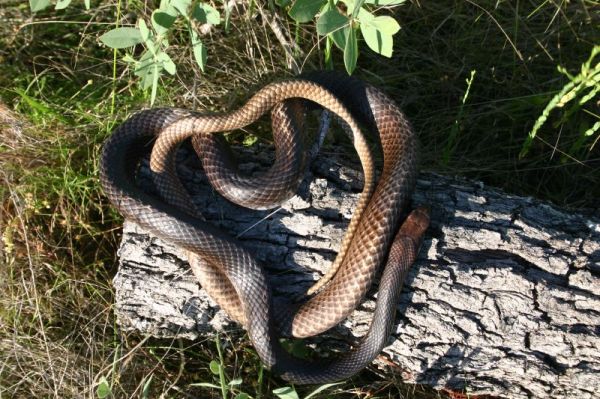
{"left": 520, "top": 44, "right": 600, "bottom": 160}
{"left": 443, "top": 69, "right": 476, "bottom": 165}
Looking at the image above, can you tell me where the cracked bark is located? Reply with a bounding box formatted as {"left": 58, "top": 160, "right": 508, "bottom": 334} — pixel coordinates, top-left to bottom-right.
{"left": 113, "top": 144, "right": 600, "bottom": 399}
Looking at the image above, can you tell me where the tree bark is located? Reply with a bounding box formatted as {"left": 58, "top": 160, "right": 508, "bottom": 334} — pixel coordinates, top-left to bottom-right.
{"left": 113, "top": 144, "right": 600, "bottom": 399}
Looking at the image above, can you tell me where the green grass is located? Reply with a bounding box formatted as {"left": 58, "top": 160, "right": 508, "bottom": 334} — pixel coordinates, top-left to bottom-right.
{"left": 385, "top": 1, "right": 599, "bottom": 207}
{"left": 0, "top": 0, "right": 598, "bottom": 398}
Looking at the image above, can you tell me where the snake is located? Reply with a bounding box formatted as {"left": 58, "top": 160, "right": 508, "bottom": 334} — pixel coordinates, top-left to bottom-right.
{"left": 100, "top": 71, "right": 430, "bottom": 384}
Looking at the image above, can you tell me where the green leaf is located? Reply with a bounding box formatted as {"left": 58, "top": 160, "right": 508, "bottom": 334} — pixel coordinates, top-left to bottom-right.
{"left": 209, "top": 360, "right": 221, "bottom": 375}
{"left": 134, "top": 51, "right": 156, "bottom": 89}
{"left": 29, "top": 0, "right": 50, "bottom": 12}
{"left": 136, "top": 50, "right": 153, "bottom": 67}
{"left": 275, "top": 0, "right": 292, "bottom": 6}
{"left": 55, "top": 0, "right": 72, "bottom": 10}
{"left": 171, "top": 0, "right": 192, "bottom": 15}
{"left": 159, "top": 0, "right": 180, "bottom": 16}
{"left": 342, "top": 0, "right": 365, "bottom": 16}
{"left": 228, "top": 378, "right": 243, "bottom": 386}
{"left": 84, "top": 0, "right": 90, "bottom": 9}
{"left": 193, "top": 3, "right": 221, "bottom": 25}
{"left": 304, "top": 382, "right": 344, "bottom": 399}
{"left": 234, "top": 393, "right": 249, "bottom": 399}
{"left": 142, "top": 374, "right": 153, "bottom": 399}
{"left": 96, "top": 376, "right": 111, "bottom": 399}
{"left": 343, "top": 26, "right": 358, "bottom": 74}
{"left": 369, "top": 15, "right": 400, "bottom": 35}
{"left": 365, "top": 0, "right": 405, "bottom": 4}
{"left": 353, "top": 0, "right": 367, "bottom": 16}
{"left": 152, "top": 11, "right": 177, "bottom": 34}
{"left": 150, "top": 64, "right": 160, "bottom": 105}
{"left": 191, "top": 31, "right": 207, "bottom": 72}
{"left": 330, "top": 26, "right": 348, "bottom": 50}
{"left": 358, "top": 11, "right": 399, "bottom": 57}
{"left": 163, "top": 60, "right": 177, "bottom": 75}
{"left": 157, "top": 52, "right": 176, "bottom": 75}
{"left": 145, "top": 37, "right": 159, "bottom": 54}
{"left": 273, "top": 386, "right": 300, "bottom": 399}
{"left": 189, "top": 382, "right": 221, "bottom": 389}
{"left": 280, "top": 338, "right": 311, "bottom": 359}
{"left": 356, "top": 6, "right": 374, "bottom": 23}
{"left": 288, "top": 0, "right": 325, "bottom": 23}
{"left": 361, "top": 24, "right": 393, "bottom": 57}
{"left": 316, "top": 9, "right": 348, "bottom": 36}
{"left": 242, "top": 134, "right": 258, "bottom": 146}
{"left": 100, "top": 27, "right": 144, "bottom": 49}
{"left": 138, "top": 19, "right": 150, "bottom": 42}
{"left": 137, "top": 64, "right": 156, "bottom": 90}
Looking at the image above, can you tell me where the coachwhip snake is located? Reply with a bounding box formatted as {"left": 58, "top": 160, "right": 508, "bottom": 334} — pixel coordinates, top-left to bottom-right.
{"left": 100, "top": 72, "right": 430, "bottom": 383}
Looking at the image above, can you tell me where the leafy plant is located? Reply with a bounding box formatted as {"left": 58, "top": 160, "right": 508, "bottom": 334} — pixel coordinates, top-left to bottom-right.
{"left": 189, "top": 336, "right": 251, "bottom": 399}
{"left": 29, "top": 0, "right": 91, "bottom": 12}
{"left": 95, "top": 376, "right": 112, "bottom": 398}
{"left": 30, "top": 0, "right": 405, "bottom": 99}
{"left": 99, "top": 0, "right": 220, "bottom": 105}
{"left": 288, "top": 0, "right": 406, "bottom": 74}
{"left": 29, "top": 0, "right": 220, "bottom": 106}
{"left": 520, "top": 45, "right": 600, "bottom": 159}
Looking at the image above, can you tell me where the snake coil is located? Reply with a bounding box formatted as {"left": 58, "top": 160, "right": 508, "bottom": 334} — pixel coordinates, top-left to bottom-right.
{"left": 100, "top": 72, "right": 430, "bottom": 384}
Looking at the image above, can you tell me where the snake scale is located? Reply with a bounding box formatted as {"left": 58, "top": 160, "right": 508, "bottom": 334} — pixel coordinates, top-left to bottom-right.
{"left": 100, "top": 71, "right": 430, "bottom": 384}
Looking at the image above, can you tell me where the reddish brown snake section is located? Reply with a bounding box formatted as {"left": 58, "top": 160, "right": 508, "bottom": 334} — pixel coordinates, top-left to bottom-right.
{"left": 100, "top": 72, "right": 430, "bottom": 383}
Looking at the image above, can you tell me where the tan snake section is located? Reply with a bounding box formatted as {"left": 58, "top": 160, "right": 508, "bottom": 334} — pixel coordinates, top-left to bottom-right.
{"left": 100, "top": 72, "right": 430, "bottom": 383}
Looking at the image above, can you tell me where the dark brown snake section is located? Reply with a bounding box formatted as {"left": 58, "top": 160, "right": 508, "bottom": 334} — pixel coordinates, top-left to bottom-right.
{"left": 100, "top": 72, "right": 430, "bottom": 384}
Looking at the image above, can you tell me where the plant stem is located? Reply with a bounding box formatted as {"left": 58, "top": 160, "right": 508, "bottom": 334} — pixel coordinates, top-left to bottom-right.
{"left": 215, "top": 334, "right": 228, "bottom": 398}
{"left": 110, "top": 0, "right": 122, "bottom": 121}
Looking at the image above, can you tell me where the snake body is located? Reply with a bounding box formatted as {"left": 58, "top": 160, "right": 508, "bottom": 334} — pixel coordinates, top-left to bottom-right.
{"left": 100, "top": 72, "right": 429, "bottom": 383}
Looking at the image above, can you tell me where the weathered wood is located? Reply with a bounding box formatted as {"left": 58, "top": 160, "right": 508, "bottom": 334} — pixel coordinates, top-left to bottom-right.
{"left": 113, "top": 144, "right": 600, "bottom": 399}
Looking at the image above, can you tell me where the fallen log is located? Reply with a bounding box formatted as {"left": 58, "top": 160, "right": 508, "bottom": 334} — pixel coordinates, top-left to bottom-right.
{"left": 112, "top": 143, "right": 600, "bottom": 399}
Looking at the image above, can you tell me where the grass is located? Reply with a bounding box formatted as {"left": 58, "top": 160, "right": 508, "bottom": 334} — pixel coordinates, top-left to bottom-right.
{"left": 383, "top": 1, "right": 599, "bottom": 207}
{"left": 0, "top": 0, "right": 598, "bottom": 398}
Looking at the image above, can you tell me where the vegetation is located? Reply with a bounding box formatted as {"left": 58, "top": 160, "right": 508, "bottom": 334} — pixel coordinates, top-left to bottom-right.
{"left": 0, "top": 0, "right": 598, "bottom": 397}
